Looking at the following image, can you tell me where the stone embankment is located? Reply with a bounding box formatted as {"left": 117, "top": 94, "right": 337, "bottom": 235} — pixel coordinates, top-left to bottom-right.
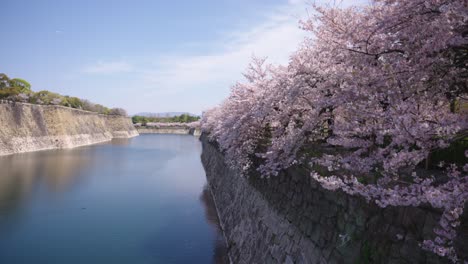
{"left": 137, "top": 126, "right": 201, "bottom": 136}
{"left": 0, "top": 100, "right": 138, "bottom": 155}
{"left": 200, "top": 133, "right": 467, "bottom": 264}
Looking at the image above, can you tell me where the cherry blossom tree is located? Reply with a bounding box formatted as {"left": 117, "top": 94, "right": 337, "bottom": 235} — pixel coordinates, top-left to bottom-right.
{"left": 202, "top": 0, "right": 467, "bottom": 261}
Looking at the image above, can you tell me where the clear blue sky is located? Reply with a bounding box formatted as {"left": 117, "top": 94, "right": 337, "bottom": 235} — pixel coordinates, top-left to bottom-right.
{"left": 1, "top": 0, "right": 366, "bottom": 115}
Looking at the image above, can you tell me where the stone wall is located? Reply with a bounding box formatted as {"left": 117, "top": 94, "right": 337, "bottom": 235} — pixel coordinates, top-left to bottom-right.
{"left": 104, "top": 114, "right": 139, "bottom": 138}
{"left": 200, "top": 134, "right": 467, "bottom": 264}
{"left": 0, "top": 101, "right": 138, "bottom": 155}
{"left": 137, "top": 126, "right": 201, "bottom": 136}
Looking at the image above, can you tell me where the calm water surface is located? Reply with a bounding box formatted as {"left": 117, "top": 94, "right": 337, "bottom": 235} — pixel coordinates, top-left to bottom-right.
{"left": 0, "top": 134, "right": 228, "bottom": 264}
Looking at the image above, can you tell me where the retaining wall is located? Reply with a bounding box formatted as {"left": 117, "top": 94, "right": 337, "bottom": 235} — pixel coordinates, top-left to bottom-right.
{"left": 0, "top": 101, "right": 138, "bottom": 155}
{"left": 200, "top": 134, "right": 467, "bottom": 264}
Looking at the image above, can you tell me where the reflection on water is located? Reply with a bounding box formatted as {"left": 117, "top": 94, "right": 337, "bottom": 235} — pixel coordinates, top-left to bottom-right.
{"left": 0, "top": 148, "right": 97, "bottom": 217}
{"left": 0, "top": 134, "right": 227, "bottom": 264}
{"left": 110, "top": 138, "right": 132, "bottom": 146}
{"left": 200, "top": 185, "right": 230, "bottom": 264}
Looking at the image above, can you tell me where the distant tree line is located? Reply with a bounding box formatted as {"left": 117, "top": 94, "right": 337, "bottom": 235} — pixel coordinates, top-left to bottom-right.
{"left": 0, "top": 73, "right": 127, "bottom": 116}
{"left": 132, "top": 114, "right": 200, "bottom": 125}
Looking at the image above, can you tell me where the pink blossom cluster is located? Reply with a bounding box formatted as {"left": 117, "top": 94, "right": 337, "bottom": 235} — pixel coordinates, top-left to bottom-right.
{"left": 202, "top": 0, "right": 467, "bottom": 261}
{"left": 187, "top": 121, "right": 201, "bottom": 129}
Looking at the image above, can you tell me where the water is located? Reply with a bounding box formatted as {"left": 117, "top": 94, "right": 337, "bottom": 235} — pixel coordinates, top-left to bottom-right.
{"left": 0, "top": 134, "right": 228, "bottom": 264}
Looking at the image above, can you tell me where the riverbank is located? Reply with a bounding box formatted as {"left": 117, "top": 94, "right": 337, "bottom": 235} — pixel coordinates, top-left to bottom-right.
{"left": 200, "top": 133, "right": 467, "bottom": 263}
{"left": 0, "top": 101, "right": 138, "bottom": 155}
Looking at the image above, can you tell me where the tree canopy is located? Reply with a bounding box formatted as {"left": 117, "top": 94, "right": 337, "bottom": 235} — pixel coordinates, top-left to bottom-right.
{"left": 0, "top": 74, "right": 128, "bottom": 116}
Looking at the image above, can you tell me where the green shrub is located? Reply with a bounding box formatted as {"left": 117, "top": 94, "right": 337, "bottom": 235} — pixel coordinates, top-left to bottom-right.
{"left": 29, "top": 90, "right": 63, "bottom": 105}
{"left": 0, "top": 72, "right": 127, "bottom": 115}
{"left": 61, "top": 96, "right": 83, "bottom": 109}
{"left": 9, "top": 78, "right": 31, "bottom": 92}
{"left": 0, "top": 86, "right": 23, "bottom": 99}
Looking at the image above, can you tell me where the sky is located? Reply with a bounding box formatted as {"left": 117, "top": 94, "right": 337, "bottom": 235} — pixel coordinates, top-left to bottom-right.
{"left": 1, "top": 0, "right": 368, "bottom": 115}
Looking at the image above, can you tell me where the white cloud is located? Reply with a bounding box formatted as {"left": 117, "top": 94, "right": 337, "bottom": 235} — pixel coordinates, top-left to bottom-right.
{"left": 141, "top": 0, "right": 371, "bottom": 102}
{"left": 78, "top": 0, "right": 369, "bottom": 114}
{"left": 83, "top": 61, "right": 133, "bottom": 74}
{"left": 131, "top": 1, "right": 308, "bottom": 112}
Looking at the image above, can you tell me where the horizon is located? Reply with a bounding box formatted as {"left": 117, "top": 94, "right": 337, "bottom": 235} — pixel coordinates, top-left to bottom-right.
{"left": 1, "top": 0, "right": 368, "bottom": 115}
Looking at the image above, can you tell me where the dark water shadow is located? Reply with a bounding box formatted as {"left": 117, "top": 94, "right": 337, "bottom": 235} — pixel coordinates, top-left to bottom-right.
{"left": 199, "top": 184, "right": 230, "bottom": 264}
{"left": 141, "top": 184, "right": 229, "bottom": 264}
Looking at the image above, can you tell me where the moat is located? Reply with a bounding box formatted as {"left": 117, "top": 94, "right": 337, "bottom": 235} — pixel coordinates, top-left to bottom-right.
{"left": 0, "top": 134, "right": 228, "bottom": 264}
